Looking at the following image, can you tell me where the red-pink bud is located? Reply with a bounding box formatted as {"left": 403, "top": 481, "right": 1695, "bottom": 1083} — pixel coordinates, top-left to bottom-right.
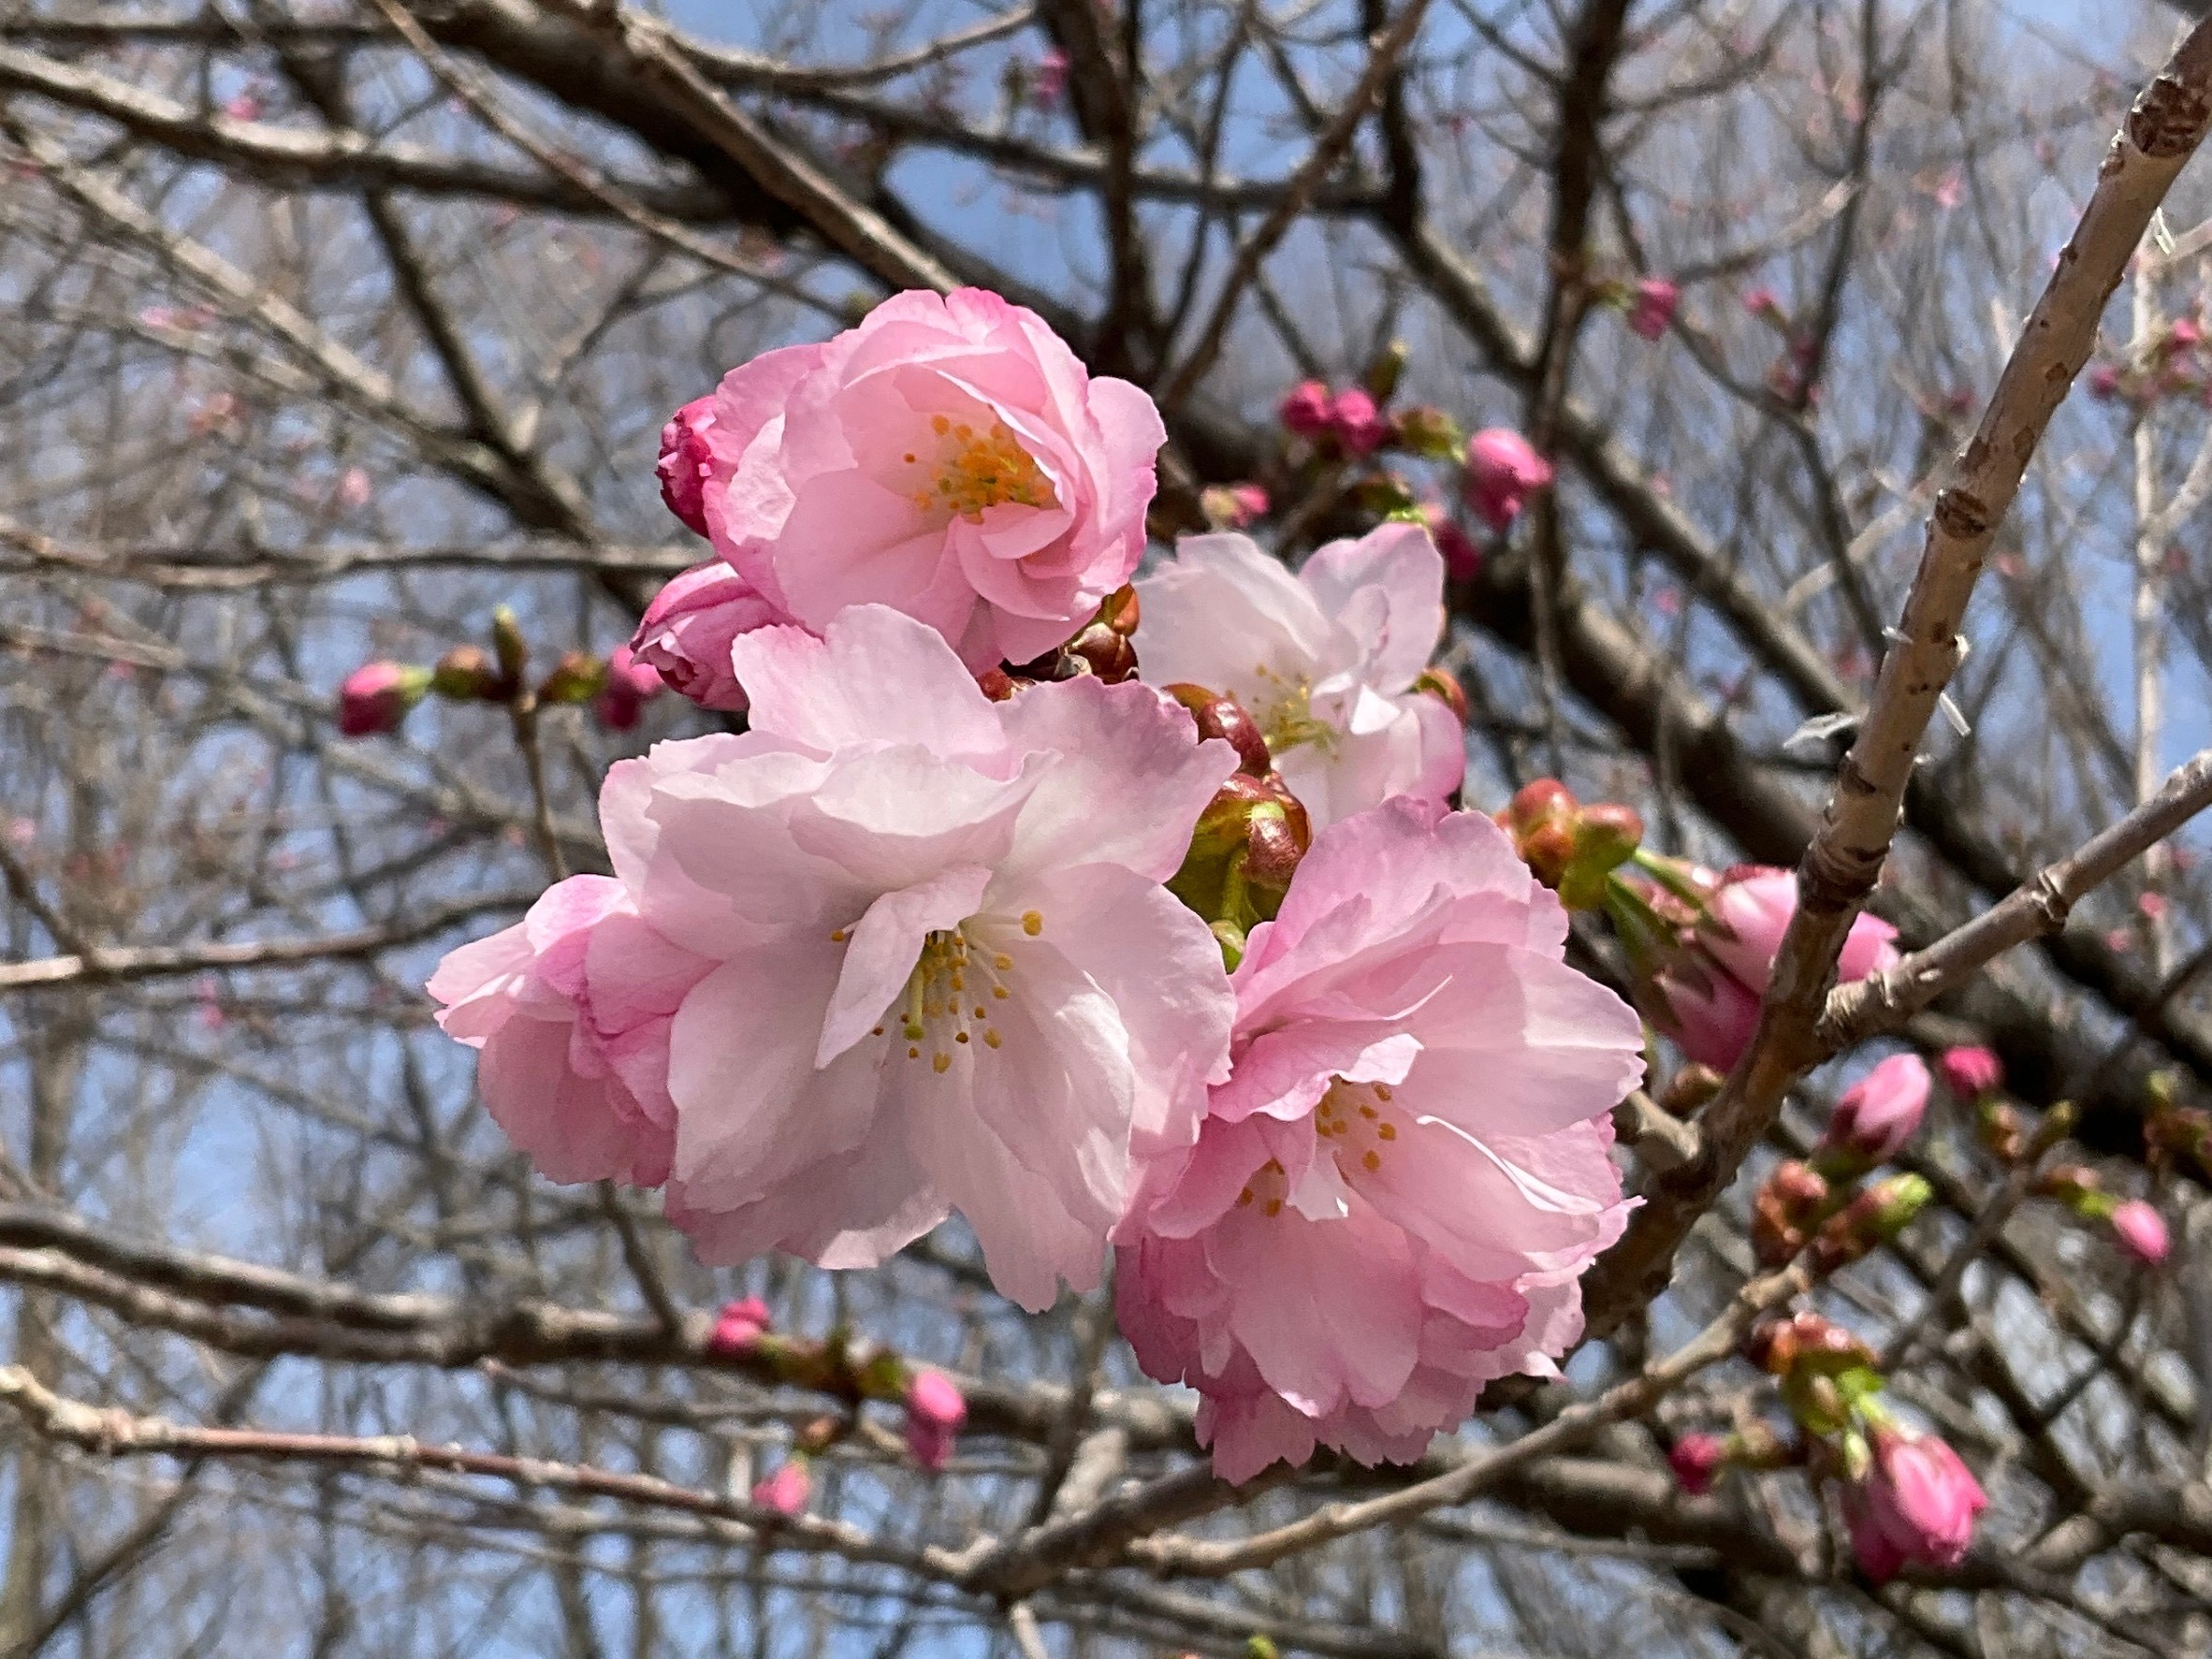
{"left": 1463, "top": 429, "right": 1553, "bottom": 532}
{"left": 1329, "top": 387, "right": 1391, "bottom": 456}
{"left": 592, "top": 644, "right": 665, "bottom": 731}
{"left": 904, "top": 1370, "right": 967, "bottom": 1472}
{"left": 1626, "top": 276, "right": 1681, "bottom": 342}
{"left": 1279, "top": 380, "right": 1333, "bottom": 438}
{"left": 631, "top": 562, "right": 785, "bottom": 713}
{"left": 337, "top": 662, "right": 429, "bottom": 736}
{"left": 1936, "top": 1044, "right": 2002, "bottom": 1100}
{"left": 1821, "top": 1054, "right": 1930, "bottom": 1167}
{"left": 2110, "top": 1199, "right": 2170, "bottom": 1266}
{"left": 1667, "top": 1433, "right": 1728, "bottom": 1494}
{"left": 2087, "top": 362, "right": 2123, "bottom": 401}
{"left": 751, "top": 1459, "right": 811, "bottom": 1516}
{"left": 1165, "top": 685, "right": 1272, "bottom": 778}
{"left": 1419, "top": 502, "right": 1482, "bottom": 578}
{"left": 1742, "top": 285, "right": 1782, "bottom": 319}
{"left": 707, "top": 1296, "right": 772, "bottom": 1357}
{"left": 656, "top": 396, "right": 718, "bottom": 537}
{"left": 1845, "top": 1428, "right": 1986, "bottom": 1582}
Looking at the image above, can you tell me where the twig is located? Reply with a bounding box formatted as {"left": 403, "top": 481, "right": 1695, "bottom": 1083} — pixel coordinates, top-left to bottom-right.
{"left": 1821, "top": 748, "right": 2212, "bottom": 1052}
{"left": 1579, "top": 20, "right": 2212, "bottom": 1326}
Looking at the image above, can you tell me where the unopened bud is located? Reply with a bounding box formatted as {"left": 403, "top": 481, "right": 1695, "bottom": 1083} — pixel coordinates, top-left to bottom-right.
{"left": 1361, "top": 339, "right": 1409, "bottom": 402}
{"left": 1753, "top": 1158, "right": 1828, "bottom": 1266}
{"left": 751, "top": 1459, "right": 811, "bottom": 1517}
{"left": 1065, "top": 620, "right": 1139, "bottom": 683}
{"left": 904, "top": 1369, "right": 968, "bottom": 1472}
{"left": 1659, "top": 1063, "right": 1725, "bottom": 1117}
{"left": 1558, "top": 803, "right": 1645, "bottom": 910}
{"left": 1393, "top": 405, "right": 1463, "bottom": 459}
{"left": 1498, "top": 779, "right": 1580, "bottom": 888}
{"left": 1165, "top": 685, "right": 1273, "bottom": 777}
{"left": 977, "top": 666, "right": 1017, "bottom": 702}
{"left": 336, "top": 662, "right": 430, "bottom": 737}
{"left": 491, "top": 604, "right": 528, "bottom": 684}
{"left": 1098, "top": 583, "right": 1141, "bottom": 637}
{"left": 1412, "top": 665, "right": 1468, "bottom": 724}
{"left": 1812, "top": 1173, "right": 1931, "bottom": 1274}
{"left": 537, "top": 648, "right": 608, "bottom": 706}
{"left": 706, "top": 1296, "right": 772, "bottom": 1357}
{"left": 1351, "top": 471, "right": 1416, "bottom": 515}
{"left": 431, "top": 645, "right": 508, "bottom": 703}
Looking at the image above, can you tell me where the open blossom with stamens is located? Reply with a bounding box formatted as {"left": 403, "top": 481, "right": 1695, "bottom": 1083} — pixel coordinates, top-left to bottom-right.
{"left": 681, "top": 288, "right": 1166, "bottom": 672}
{"left": 1133, "top": 523, "right": 1465, "bottom": 828}
{"left": 1115, "top": 799, "right": 1645, "bottom": 1480}
{"left": 618, "top": 604, "right": 1238, "bottom": 1311}
{"left": 427, "top": 875, "right": 713, "bottom": 1187}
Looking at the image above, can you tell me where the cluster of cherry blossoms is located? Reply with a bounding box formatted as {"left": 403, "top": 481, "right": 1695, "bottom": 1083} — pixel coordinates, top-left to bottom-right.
{"left": 420, "top": 286, "right": 1650, "bottom": 1480}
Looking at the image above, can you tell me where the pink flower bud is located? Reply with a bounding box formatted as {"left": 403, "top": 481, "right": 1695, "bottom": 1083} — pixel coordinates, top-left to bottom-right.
{"left": 337, "top": 662, "right": 429, "bottom": 736}
{"left": 1279, "top": 380, "right": 1334, "bottom": 438}
{"left": 904, "top": 1370, "right": 967, "bottom": 1472}
{"left": 1650, "top": 957, "right": 1763, "bottom": 1070}
{"left": 1462, "top": 428, "right": 1553, "bottom": 532}
{"left": 1032, "top": 47, "right": 1070, "bottom": 107}
{"left": 1936, "top": 1044, "right": 2002, "bottom": 1100}
{"left": 1845, "top": 1428, "right": 1986, "bottom": 1582}
{"left": 706, "top": 1296, "right": 772, "bottom": 1356}
{"left": 1742, "top": 285, "right": 1781, "bottom": 318}
{"left": 2172, "top": 318, "right": 2204, "bottom": 352}
{"left": 2110, "top": 1199, "right": 2170, "bottom": 1266}
{"left": 1667, "top": 1433, "right": 1728, "bottom": 1494}
{"left": 1328, "top": 387, "right": 1391, "bottom": 456}
{"left": 1702, "top": 866, "right": 1899, "bottom": 996}
{"left": 1821, "top": 1053, "right": 1930, "bottom": 1166}
{"left": 592, "top": 644, "right": 665, "bottom": 731}
{"left": 751, "top": 1459, "right": 811, "bottom": 1516}
{"left": 2087, "top": 363, "right": 2123, "bottom": 401}
{"left": 1627, "top": 277, "right": 1680, "bottom": 342}
{"left": 656, "top": 396, "right": 719, "bottom": 538}
{"left": 629, "top": 562, "right": 789, "bottom": 713}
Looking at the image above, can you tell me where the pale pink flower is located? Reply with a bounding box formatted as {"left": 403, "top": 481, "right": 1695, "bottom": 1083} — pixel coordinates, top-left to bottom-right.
{"left": 1821, "top": 1053, "right": 1930, "bottom": 1167}
{"left": 1626, "top": 277, "right": 1680, "bottom": 342}
{"left": 1936, "top": 1044, "right": 2001, "bottom": 1099}
{"left": 1115, "top": 798, "right": 1645, "bottom": 1480}
{"left": 1845, "top": 1427, "right": 1986, "bottom": 1582}
{"left": 1463, "top": 429, "right": 1553, "bottom": 532}
{"left": 751, "top": 1460, "right": 811, "bottom": 1516}
{"left": 689, "top": 288, "right": 1166, "bottom": 671}
{"left": 336, "top": 662, "right": 428, "bottom": 736}
{"left": 2111, "top": 1199, "right": 2170, "bottom": 1266}
{"left": 428, "top": 875, "right": 714, "bottom": 1187}
{"left": 628, "top": 562, "right": 791, "bottom": 713}
{"left": 1134, "top": 523, "right": 1465, "bottom": 827}
{"left": 336, "top": 466, "right": 372, "bottom": 508}
{"left": 633, "top": 605, "right": 1238, "bottom": 1311}
{"left": 904, "top": 1370, "right": 968, "bottom": 1470}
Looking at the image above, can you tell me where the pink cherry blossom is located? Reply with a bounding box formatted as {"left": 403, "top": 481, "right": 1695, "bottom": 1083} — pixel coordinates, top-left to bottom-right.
{"left": 1844, "top": 1427, "right": 1986, "bottom": 1582}
{"left": 1821, "top": 1053, "right": 1929, "bottom": 1167}
{"left": 1937, "top": 1044, "right": 2001, "bottom": 1099}
{"left": 427, "top": 875, "right": 714, "bottom": 1187}
{"left": 1463, "top": 429, "right": 1554, "bottom": 532}
{"left": 2111, "top": 1199, "right": 2170, "bottom": 1266}
{"left": 629, "top": 605, "right": 1238, "bottom": 1311}
{"left": 1626, "top": 277, "right": 1680, "bottom": 342}
{"left": 904, "top": 1370, "right": 968, "bottom": 1470}
{"left": 337, "top": 662, "right": 428, "bottom": 736}
{"left": 1651, "top": 953, "right": 1765, "bottom": 1070}
{"left": 1134, "top": 523, "right": 1466, "bottom": 827}
{"left": 686, "top": 288, "right": 1166, "bottom": 672}
{"left": 751, "top": 1460, "right": 811, "bottom": 1516}
{"left": 1032, "top": 47, "right": 1070, "bottom": 107}
{"left": 628, "top": 562, "right": 790, "bottom": 713}
{"left": 1115, "top": 798, "right": 1645, "bottom": 1481}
